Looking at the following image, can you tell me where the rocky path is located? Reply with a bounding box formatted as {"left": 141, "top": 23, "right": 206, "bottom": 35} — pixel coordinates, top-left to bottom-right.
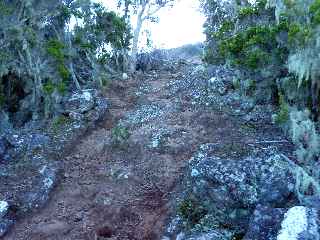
{"left": 4, "top": 61, "right": 293, "bottom": 240}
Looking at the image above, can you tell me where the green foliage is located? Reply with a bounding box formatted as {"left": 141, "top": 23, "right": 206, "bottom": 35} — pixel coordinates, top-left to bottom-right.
{"left": 238, "top": 6, "right": 260, "bottom": 19}
{"left": 46, "top": 39, "right": 66, "bottom": 63}
{"left": 283, "top": 0, "right": 295, "bottom": 8}
{"left": 274, "top": 94, "right": 290, "bottom": 125}
{"left": 57, "top": 64, "right": 70, "bottom": 81}
{"left": 46, "top": 40, "right": 69, "bottom": 91}
{"left": 216, "top": 25, "right": 277, "bottom": 69}
{"left": 243, "top": 49, "right": 269, "bottom": 69}
{"left": 43, "top": 81, "right": 55, "bottom": 95}
{"left": 214, "top": 20, "right": 235, "bottom": 39}
{"left": 288, "top": 23, "right": 300, "bottom": 42}
{"left": 310, "top": 0, "right": 320, "bottom": 15}
{"left": 0, "top": 1, "right": 13, "bottom": 15}
{"left": 52, "top": 115, "right": 71, "bottom": 132}
{"left": 57, "top": 81, "right": 67, "bottom": 94}
{"left": 178, "top": 196, "right": 207, "bottom": 227}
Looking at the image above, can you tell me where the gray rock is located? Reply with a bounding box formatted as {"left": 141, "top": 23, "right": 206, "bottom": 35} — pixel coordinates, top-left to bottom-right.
{"left": 0, "top": 201, "right": 9, "bottom": 218}
{"left": 0, "top": 200, "right": 12, "bottom": 237}
{"left": 26, "top": 134, "right": 50, "bottom": 152}
{"left": 208, "top": 77, "right": 228, "bottom": 95}
{"left": 0, "top": 137, "right": 12, "bottom": 162}
{"left": 182, "top": 230, "right": 232, "bottom": 240}
{"left": 22, "top": 163, "right": 59, "bottom": 210}
{"left": 244, "top": 205, "right": 320, "bottom": 240}
{"left": 244, "top": 205, "right": 286, "bottom": 240}
{"left": 64, "top": 90, "right": 96, "bottom": 114}
{"left": 0, "top": 218, "right": 13, "bottom": 237}
{"left": 185, "top": 146, "right": 297, "bottom": 233}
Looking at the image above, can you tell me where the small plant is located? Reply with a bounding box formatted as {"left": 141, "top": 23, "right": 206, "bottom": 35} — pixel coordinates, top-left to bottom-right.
{"left": 57, "top": 64, "right": 70, "bottom": 81}
{"left": 43, "top": 80, "right": 55, "bottom": 95}
{"left": 178, "top": 196, "right": 207, "bottom": 227}
{"left": 111, "top": 125, "right": 130, "bottom": 145}
{"left": 52, "top": 115, "right": 71, "bottom": 132}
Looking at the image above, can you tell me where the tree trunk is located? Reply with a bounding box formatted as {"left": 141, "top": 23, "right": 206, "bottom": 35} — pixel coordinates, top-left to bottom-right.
{"left": 130, "top": 4, "right": 146, "bottom": 72}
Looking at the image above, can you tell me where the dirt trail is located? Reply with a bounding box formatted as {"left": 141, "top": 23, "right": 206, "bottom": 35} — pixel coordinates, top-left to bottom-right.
{"left": 4, "top": 61, "right": 290, "bottom": 240}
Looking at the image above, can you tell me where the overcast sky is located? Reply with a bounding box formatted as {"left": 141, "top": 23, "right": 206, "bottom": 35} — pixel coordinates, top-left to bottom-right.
{"left": 98, "top": 0, "right": 206, "bottom": 49}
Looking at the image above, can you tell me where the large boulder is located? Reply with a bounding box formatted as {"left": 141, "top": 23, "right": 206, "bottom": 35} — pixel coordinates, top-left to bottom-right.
{"left": 164, "top": 144, "right": 318, "bottom": 238}
{"left": 244, "top": 205, "right": 320, "bottom": 240}
{"left": 64, "top": 89, "right": 96, "bottom": 115}
{"left": 187, "top": 146, "right": 296, "bottom": 231}
{"left": 21, "top": 163, "right": 59, "bottom": 211}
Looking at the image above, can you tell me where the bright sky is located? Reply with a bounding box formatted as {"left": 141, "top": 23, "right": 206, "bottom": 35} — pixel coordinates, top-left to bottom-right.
{"left": 98, "top": 0, "right": 206, "bottom": 49}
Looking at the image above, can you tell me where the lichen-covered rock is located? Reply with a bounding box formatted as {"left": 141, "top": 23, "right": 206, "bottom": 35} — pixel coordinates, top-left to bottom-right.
{"left": 171, "top": 145, "right": 305, "bottom": 237}
{"left": 174, "top": 230, "right": 232, "bottom": 240}
{"left": 22, "top": 163, "right": 59, "bottom": 210}
{"left": 190, "top": 148, "right": 295, "bottom": 213}
{"left": 244, "top": 205, "right": 320, "bottom": 240}
{"left": 64, "top": 90, "right": 96, "bottom": 114}
{"left": 0, "top": 201, "right": 9, "bottom": 218}
{"left": 0, "top": 218, "right": 13, "bottom": 237}
{"left": 208, "top": 77, "right": 228, "bottom": 95}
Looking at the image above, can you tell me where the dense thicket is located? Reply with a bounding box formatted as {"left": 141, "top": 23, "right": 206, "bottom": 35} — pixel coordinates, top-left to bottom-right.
{"left": 0, "top": 0, "right": 131, "bottom": 125}
{"left": 202, "top": 0, "right": 320, "bottom": 190}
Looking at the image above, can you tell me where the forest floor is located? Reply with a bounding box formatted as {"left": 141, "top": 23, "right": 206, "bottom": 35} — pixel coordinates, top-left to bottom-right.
{"left": 4, "top": 59, "right": 292, "bottom": 240}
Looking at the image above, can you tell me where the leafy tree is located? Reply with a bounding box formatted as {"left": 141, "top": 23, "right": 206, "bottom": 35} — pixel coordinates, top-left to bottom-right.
{"left": 118, "top": 0, "right": 175, "bottom": 70}
{"left": 0, "top": 0, "right": 130, "bottom": 122}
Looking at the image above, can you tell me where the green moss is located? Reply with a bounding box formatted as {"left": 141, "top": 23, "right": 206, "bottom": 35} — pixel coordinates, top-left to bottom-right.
{"left": 178, "top": 196, "right": 207, "bottom": 227}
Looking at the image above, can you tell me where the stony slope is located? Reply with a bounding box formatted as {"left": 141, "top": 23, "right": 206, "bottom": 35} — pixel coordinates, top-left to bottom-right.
{"left": 3, "top": 59, "right": 303, "bottom": 240}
